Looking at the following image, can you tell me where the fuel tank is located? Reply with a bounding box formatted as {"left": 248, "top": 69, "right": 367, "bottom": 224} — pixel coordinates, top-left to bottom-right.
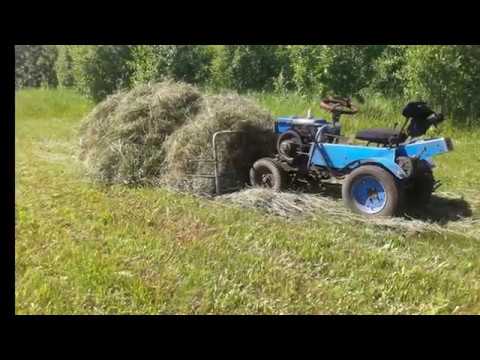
{"left": 275, "top": 116, "right": 329, "bottom": 134}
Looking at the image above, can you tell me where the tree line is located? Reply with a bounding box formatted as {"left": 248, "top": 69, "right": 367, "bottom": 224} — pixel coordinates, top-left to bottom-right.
{"left": 15, "top": 45, "right": 480, "bottom": 120}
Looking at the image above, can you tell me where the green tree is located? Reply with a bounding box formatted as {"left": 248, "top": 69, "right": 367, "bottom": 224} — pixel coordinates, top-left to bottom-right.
{"left": 211, "top": 45, "right": 291, "bottom": 92}
{"left": 288, "top": 45, "right": 325, "bottom": 94}
{"left": 370, "top": 45, "right": 408, "bottom": 98}
{"left": 289, "top": 45, "right": 386, "bottom": 98}
{"left": 403, "top": 45, "right": 480, "bottom": 119}
{"left": 55, "top": 45, "right": 76, "bottom": 87}
{"left": 15, "top": 45, "right": 58, "bottom": 89}
{"left": 129, "top": 45, "right": 213, "bottom": 86}
{"left": 68, "top": 45, "right": 134, "bottom": 102}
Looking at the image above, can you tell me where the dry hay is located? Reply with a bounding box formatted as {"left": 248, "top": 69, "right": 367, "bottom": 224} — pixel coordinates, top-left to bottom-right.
{"left": 161, "top": 93, "right": 276, "bottom": 194}
{"left": 218, "top": 188, "right": 480, "bottom": 240}
{"left": 79, "top": 82, "right": 275, "bottom": 193}
{"left": 79, "top": 81, "right": 202, "bottom": 185}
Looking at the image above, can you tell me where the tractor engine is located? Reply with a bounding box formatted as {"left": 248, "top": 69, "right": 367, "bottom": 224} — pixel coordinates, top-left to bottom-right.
{"left": 274, "top": 116, "right": 340, "bottom": 163}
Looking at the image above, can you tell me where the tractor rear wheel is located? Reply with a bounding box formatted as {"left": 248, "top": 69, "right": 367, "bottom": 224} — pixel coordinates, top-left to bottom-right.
{"left": 250, "top": 158, "right": 287, "bottom": 192}
{"left": 342, "top": 165, "right": 401, "bottom": 217}
{"left": 406, "top": 168, "right": 435, "bottom": 208}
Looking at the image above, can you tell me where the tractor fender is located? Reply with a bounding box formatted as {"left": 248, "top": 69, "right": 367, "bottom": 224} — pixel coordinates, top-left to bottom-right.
{"left": 349, "top": 157, "right": 408, "bottom": 180}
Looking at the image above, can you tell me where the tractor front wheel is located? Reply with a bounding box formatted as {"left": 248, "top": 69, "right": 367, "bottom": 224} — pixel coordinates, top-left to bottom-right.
{"left": 342, "top": 165, "right": 401, "bottom": 217}
{"left": 250, "top": 158, "right": 287, "bottom": 192}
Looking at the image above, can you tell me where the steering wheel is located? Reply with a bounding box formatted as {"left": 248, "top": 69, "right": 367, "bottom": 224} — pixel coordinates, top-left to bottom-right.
{"left": 320, "top": 97, "right": 359, "bottom": 115}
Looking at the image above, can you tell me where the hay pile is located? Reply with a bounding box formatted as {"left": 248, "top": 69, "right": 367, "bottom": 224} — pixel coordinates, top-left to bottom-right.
{"left": 79, "top": 81, "right": 275, "bottom": 192}
{"left": 218, "top": 188, "right": 347, "bottom": 218}
{"left": 79, "top": 81, "right": 202, "bottom": 185}
{"left": 161, "top": 94, "right": 276, "bottom": 194}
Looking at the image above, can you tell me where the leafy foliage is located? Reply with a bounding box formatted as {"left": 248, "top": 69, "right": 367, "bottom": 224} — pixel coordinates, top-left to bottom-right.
{"left": 289, "top": 45, "right": 386, "bottom": 98}
{"left": 55, "top": 45, "right": 75, "bottom": 88}
{"left": 128, "top": 45, "right": 213, "bottom": 86}
{"left": 403, "top": 45, "right": 480, "bottom": 120}
{"left": 15, "top": 45, "right": 480, "bottom": 121}
{"left": 210, "top": 45, "right": 292, "bottom": 92}
{"left": 369, "top": 45, "right": 408, "bottom": 98}
{"left": 15, "top": 45, "right": 58, "bottom": 89}
{"left": 68, "top": 45, "right": 134, "bottom": 102}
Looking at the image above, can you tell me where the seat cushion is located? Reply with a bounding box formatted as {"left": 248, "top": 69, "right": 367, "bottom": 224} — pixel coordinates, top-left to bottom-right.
{"left": 355, "top": 128, "right": 405, "bottom": 145}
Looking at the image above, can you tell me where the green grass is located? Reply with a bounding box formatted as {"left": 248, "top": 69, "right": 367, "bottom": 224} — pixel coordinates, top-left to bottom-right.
{"left": 15, "top": 88, "right": 480, "bottom": 314}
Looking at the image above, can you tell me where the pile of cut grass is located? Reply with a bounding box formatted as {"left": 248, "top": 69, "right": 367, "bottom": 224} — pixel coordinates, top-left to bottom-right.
{"left": 79, "top": 81, "right": 202, "bottom": 185}
{"left": 218, "top": 188, "right": 480, "bottom": 240}
{"left": 79, "top": 82, "right": 275, "bottom": 193}
{"left": 161, "top": 94, "right": 276, "bottom": 194}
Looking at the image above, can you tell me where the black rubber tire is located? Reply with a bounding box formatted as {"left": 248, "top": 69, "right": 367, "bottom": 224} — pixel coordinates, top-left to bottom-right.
{"left": 250, "top": 158, "right": 286, "bottom": 192}
{"left": 277, "top": 130, "right": 302, "bottom": 163}
{"left": 342, "top": 165, "right": 401, "bottom": 217}
{"left": 406, "top": 170, "right": 435, "bottom": 207}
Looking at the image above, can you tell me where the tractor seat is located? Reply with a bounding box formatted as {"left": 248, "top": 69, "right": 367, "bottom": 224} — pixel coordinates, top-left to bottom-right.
{"left": 355, "top": 128, "right": 406, "bottom": 146}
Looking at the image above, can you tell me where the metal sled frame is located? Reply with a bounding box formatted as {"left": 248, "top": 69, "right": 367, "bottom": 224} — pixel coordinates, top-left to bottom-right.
{"left": 187, "top": 130, "right": 245, "bottom": 195}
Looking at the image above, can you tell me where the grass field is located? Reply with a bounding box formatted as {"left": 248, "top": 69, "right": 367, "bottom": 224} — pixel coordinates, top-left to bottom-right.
{"left": 15, "top": 88, "right": 480, "bottom": 314}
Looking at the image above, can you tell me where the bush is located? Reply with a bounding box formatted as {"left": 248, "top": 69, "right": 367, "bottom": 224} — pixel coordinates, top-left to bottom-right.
{"left": 402, "top": 45, "right": 480, "bottom": 120}
{"left": 272, "top": 46, "right": 295, "bottom": 94}
{"left": 288, "top": 45, "right": 325, "bottom": 95}
{"left": 210, "top": 45, "right": 292, "bottom": 92}
{"left": 69, "top": 45, "right": 134, "bottom": 102}
{"left": 369, "top": 45, "right": 408, "bottom": 98}
{"left": 128, "top": 45, "right": 213, "bottom": 86}
{"left": 15, "top": 45, "right": 58, "bottom": 89}
{"left": 55, "top": 45, "right": 75, "bottom": 88}
{"left": 289, "top": 45, "right": 386, "bottom": 98}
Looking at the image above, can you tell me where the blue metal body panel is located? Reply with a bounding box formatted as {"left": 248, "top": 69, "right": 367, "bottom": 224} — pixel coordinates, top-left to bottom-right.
{"left": 308, "top": 138, "right": 450, "bottom": 179}
{"left": 398, "top": 138, "right": 450, "bottom": 160}
{"left": 309, "top": 143, "right": 407, "bottom": 179}
{"left": 312, "top": 144, "right": 396, "bottom": 167}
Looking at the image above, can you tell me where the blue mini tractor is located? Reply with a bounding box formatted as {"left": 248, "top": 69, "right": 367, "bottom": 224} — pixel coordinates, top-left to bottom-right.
{"left": 250, "top": 98, "right": 453, "bottom": 217}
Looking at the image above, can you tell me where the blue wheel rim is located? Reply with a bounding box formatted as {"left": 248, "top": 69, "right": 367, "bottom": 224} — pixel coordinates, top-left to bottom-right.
{"left": 351, "top": 176, "right": 387, "bottom": 214}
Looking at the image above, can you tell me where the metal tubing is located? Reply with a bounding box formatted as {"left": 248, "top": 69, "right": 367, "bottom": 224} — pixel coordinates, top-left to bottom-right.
{"left": 212, "top": 130, "right": 244, "bottom": 196}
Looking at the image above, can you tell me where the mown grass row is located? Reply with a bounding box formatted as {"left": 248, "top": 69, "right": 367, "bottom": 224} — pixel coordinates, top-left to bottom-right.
{"left": 15, "top": 88, "right": 480, "bottom": 314}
